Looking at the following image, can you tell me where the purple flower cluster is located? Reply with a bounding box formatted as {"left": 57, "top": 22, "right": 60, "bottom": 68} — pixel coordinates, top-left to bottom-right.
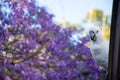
{"left": 0, "top": 0, "right": 106, "bottom": 80}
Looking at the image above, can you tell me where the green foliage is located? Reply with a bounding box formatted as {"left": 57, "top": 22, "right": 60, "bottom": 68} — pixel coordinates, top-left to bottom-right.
{"left": 57, "top": 21, "right": 80, "bottom": 30}
{"left": 87, "top": 9, "right": 103, "bottom": 25}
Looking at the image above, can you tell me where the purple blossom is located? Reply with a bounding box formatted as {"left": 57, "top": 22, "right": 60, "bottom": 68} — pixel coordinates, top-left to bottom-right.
{"left": 0, "top": 0, "right": 106, "bottom": 80}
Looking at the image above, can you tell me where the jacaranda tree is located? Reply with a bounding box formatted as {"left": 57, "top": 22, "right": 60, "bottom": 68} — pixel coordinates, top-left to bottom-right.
{"left": 0, "top": 0, "right": 106, "bottom": 80}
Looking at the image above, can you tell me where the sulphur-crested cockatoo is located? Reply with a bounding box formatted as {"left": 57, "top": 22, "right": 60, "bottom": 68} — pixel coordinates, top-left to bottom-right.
{"left": 89, "top": 27, "right": 109, "bottom": 72}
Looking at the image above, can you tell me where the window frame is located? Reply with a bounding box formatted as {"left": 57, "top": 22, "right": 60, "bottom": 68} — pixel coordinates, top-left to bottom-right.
{"left": 108, "top": 0, "right": 120, "bottom": 80}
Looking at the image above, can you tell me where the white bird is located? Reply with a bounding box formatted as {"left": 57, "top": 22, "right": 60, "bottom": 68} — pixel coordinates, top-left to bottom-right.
{"left": 89, "top": 27, "right": 109, "bottom": 71}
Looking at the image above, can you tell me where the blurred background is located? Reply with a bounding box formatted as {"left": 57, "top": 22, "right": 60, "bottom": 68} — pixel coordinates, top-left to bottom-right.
{"left": 37, "top": 0, "right": 113, "bottom": 41}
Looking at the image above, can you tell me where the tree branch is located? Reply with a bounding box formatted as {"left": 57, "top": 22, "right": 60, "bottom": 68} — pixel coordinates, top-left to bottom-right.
{"left": 10, "top": 38, "right": 51, "bottom": 65}
{"left": 0, "top": 32, "right": 51, "bottom": 65}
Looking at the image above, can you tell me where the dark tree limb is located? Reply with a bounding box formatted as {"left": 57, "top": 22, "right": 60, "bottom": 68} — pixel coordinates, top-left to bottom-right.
{"left": 1, "top": 32, "right": 51, "bottom": 65}
{"left": 10, "top": 38, "right": 51, "bottom": 65}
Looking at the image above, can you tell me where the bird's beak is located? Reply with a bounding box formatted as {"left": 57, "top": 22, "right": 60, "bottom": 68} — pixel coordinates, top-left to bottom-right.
{"left": 89, "top": 31, "right": 96, "bottom": 41}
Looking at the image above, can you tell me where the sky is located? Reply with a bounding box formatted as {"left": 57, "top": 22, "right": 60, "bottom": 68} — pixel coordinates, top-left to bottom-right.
{"left": 36, "top": 0, "right": 113, "bottom": 24}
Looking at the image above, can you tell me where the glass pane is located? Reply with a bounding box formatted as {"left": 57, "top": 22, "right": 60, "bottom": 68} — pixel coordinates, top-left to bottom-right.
{"left": 0, "top": 0, "right": 113, "bottom": 80}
